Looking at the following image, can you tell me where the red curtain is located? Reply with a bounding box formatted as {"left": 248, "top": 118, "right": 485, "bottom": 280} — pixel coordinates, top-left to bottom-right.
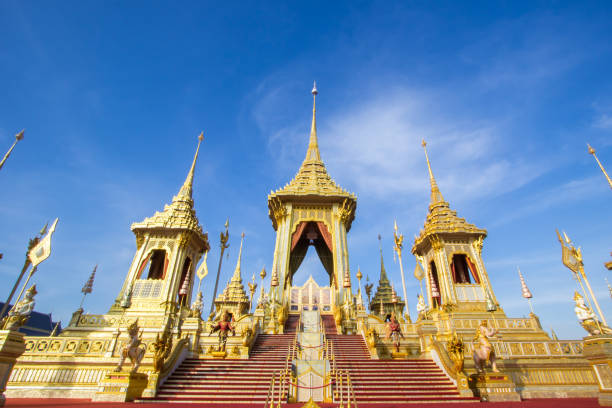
{"left": 136, "top": 254, "right": 150, "bottom": 279}
{"left": 466, "top": 257, "right": 480, "bottom": 284}
{"left": 161, "top": 255, "right": 169, "bottom": 280}
{"left": 316, "top": 222, "right": 333, "bottom": 252}
{"left": 291, "top": 222, "right": 308, "bottom": 251}
{"left": 450, "top": 261, "right": 457, "bottom": 283}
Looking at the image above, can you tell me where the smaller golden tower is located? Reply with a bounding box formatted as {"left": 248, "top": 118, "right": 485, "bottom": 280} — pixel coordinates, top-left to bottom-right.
{"left": 411, "top": 140, "right": 496, "bottom": 314}
{"left": 110, "top": 134, "right": 210, "bottom": 317}
{"left": 213, "top": 233, "right": 250, "bottom": 319}
{"left": 370, "top": 235, "right": 405, "bottom": 318}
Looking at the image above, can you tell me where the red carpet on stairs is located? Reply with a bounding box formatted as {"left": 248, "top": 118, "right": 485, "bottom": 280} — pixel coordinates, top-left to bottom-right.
{"left": 321, "top": 315, "right": 478, "bottom": 404}
{"left": 140, "top": 315, "right": 300, "bottom": 404}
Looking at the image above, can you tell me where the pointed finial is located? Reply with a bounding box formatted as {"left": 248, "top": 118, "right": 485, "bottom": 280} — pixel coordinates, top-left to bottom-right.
{"left": 421, "top": 139, "right": 445, "bottom": 205}
{"left": 305, "top": 81, "right": 321, "bottom": 162}
{"left": 377, "top": 234, "right": 388, "bottom": 282}
{"left": 231, "top": 232, "right": 245, "bottom": 282}
{"left": 356, "top": 267, "right": 362, "bottom": 281}
{"left": 177, "top": 132, "right": 204, "bottom": 200}
{"left": 588, "top": 143, "right": 595, "bottom": 155}
{"left": 563, "top": 231, "right": 571, "bottom": 244}
{"left": 518, "top": 267, "right": 532, "bottom": 299}
{"left": 260, "top": 266, "right": 267, "bottom": 279}
{"left": 270, "top": 265, "right": 279, "bottom": 287}
{"left": 225, "top": 218, "right": 229, "bottom": 230}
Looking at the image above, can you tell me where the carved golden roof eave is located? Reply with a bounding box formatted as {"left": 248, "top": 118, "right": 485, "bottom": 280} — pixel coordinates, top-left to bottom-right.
{"left": 267, "top": 193, "right": 357, "bottom": 231}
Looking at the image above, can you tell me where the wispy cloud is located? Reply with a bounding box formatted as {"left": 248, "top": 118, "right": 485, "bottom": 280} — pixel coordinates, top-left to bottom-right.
{"left": 593, "top": 113, "right": 612, "bottom": 130}
{"left": 257, "top": 85, "right": 548, "bottom": 205}
{"left": 489, "top": 175, "right": 605, "bottom": 227}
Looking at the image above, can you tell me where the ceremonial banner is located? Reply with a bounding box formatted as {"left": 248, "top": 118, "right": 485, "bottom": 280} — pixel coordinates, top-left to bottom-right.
{"left": 196, "top": 250, "right": 209, "bottom": 280}
{"left": 28, "top": 218, "right": 58, "bottom": 267}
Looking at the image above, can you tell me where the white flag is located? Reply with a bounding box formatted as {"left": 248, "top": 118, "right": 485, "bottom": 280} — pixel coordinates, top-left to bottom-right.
{"left": 28, "top": 218, "right": 58, "bottom": 267}
{"left": 196, "top": 250, "right": 209, "bottom": 281}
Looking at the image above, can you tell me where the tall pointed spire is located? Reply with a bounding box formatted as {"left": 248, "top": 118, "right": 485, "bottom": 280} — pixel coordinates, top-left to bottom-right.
{"left": 378, "top": 234, "right": 389, "bottom": 283}
{"left": 131, "top": 132, "right": 209, "bottom": 248}
{"left": 231, "top": 232, "right": 246, "bottom": 283}
{"left": 268, "top": 82, "right": 356, "bottom": 230}
{"left": 421, "top": 139, "right": 445, "bottom": 205}
{"left": 305, "top": 81, "right": 321, "bottom": 162}
{"left": 177, "top": 132, "right": 204, "bottom": 201}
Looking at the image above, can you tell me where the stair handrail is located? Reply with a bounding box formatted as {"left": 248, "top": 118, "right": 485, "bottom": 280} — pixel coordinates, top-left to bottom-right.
{"left": 334, "top": 369, "right": 357, "bottom": 408}
{"left": 346, "top": 369, "right": 358, "bottom": 408}
{"left": 264, "top": 369, "right": 278, "bottom": 408}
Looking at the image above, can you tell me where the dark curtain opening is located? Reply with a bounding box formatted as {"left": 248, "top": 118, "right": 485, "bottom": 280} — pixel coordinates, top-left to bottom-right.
{"left": 288, "top": 221, "right": 335, "bottom": 287}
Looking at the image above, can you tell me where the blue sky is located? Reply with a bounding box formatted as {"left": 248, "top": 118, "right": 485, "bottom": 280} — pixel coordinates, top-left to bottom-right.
{"left": 0, "top": 1, "right": 610, "bottom": 339}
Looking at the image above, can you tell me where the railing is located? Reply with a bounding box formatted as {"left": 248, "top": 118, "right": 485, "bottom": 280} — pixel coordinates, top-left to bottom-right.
{"left": 334, "top": 369, "right": 357, "bottom": 408}
{"left": 264, "top": 369, "right": 289, "bottom": 408}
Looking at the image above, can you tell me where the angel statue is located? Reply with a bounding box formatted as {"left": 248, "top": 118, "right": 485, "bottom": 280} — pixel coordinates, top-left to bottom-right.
{"left": 416, "top": 294, "right": 428, "bottom": 321}
{"left": 2, "top": 285, "right": 37, "bottom": 330}
{"left": 114, "top": 319, "right": 146, "bottom": 373}
{"left": 574, "top": 291, "right": 612, "bottom": 335}
{"left": 473, "top": 320, "right": 500, "bottom": 373}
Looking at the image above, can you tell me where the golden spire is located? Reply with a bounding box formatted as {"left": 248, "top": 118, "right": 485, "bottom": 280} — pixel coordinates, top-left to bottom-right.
{"left": 270, "top": 264, "right": 279, "bottom": 287}
{"left": 378, "top": 234, "right": 389, "bottom": 283}
{"left": 230, "top": 232, "right": 245, "bottom": 283}
{"left": 587, "top": 143, "right": 612, "bottom": 189}
{"left": 131, "top": 132, "right": 209, "bottom": 252}
{"left": 305, "top": 81, "right": 321, "bottom": 162}
{"left": 421, "top": 139, "right": 445, "bottom": 205}
{"left": 177, "top": 132, "right": 204, "bottom": 201}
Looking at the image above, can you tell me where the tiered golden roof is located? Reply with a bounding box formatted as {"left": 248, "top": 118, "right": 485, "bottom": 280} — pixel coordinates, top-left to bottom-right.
{"left": 370, "top": 237, "right": 405, "bottom": 314}
{"left": 268, "top": 83, "right": 356, "bottom": 228}
{"left": 131, "top": 134, "right": 209, "bottom": 250}
{"left": 214, "top": 233, "right": 250, "bottom": 317}
{"left": 412, "top": 140, "right": 486, "bottom": 253}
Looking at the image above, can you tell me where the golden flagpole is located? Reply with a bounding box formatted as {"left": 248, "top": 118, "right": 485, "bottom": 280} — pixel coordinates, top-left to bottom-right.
{"left": 0, "top": 130, "right": 24, "bottom": 171}
{"left": 587, "top": 144, "right": 612, "bottom": 189}
{"left": 393, "top": 220, "right": 411, "bottom": 322}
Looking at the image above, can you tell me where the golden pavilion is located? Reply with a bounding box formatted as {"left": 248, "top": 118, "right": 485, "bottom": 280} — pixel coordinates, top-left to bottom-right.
{"left": 1, "top": 83, "right": 611, "bottom": 407}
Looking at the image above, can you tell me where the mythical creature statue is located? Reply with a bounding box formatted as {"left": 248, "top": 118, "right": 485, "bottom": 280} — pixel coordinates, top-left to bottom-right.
{"left": 151, "top": 329, "right": 173, "bottom": 372}
{"left": 210, "top": 311, "right": 235, "bottom": 352}
{"left": 114, "top": 319, "right": 146, "bottom": 373}
{"left": 574, "top": 291, "right": 612, "bottom": 335}
{"left": 385, "top": 312, "right": 404, "bottom": 352}
{"left": 366, "top": 328, "right": 379, "bottom": 349}
{"left": 472, "top": 320, "right": 499, "bottom": 373}
{"left": 446, "top": 332, "right": 465, "bottom": 373}
{"left": 189, "top": 291, "right": 203, "bottom": 318}
{"left": 416, "top": 294, "right": 428, "bottom": 321}
{"left": 2, "top": 285, "right": 37, "bottom": 330}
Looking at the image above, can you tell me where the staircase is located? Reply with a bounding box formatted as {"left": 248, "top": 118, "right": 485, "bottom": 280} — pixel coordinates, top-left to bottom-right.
{"left": 322, "top": 315, "right": 477, "bottom": 404}
{"left": 148, "top": 331, "right": 294, "bottom": 404}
